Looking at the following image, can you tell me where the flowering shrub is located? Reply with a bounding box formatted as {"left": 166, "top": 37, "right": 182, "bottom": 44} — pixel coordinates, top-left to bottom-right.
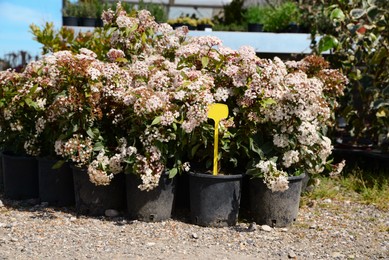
{"left": 0, "top": 3, "right": 348, "bottom": 192}
{"left": 244, "top": 56, "right": 348, "bottom": 191}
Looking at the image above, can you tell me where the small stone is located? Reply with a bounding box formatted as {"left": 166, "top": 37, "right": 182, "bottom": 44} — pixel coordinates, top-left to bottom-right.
{"left": 331, "top": 252, "right": 344, "bottom": 258}
{"left": 280, "top": 228, "right": 288, "bottom": 232}
{"left": 105, "top": 209, "right": 119, "bottom": 218}
{"left": 69, "top": 217, "right": 77, "bottom": 222}
{"left": 261, "top": 225, "right": 272, "bottom": 232}
{"left": 10, "top": 237, "right": 18, "bottom": 242}
{"left": 309, "top": 224, "right": 317, "bottom": 229}
{"left": 26, "top": 198, "right": 40, "bottom": 205}
{"left": 191, "top": 233, "right": 199, "bottom": 239}
{"left": 288, "top": 251, "right": 297, "bottom": 258}
{"left": 323, "top": 198, "right": 332, "bottom": 203}
{"left": 305, "top": 185, "right": 315, "bottom": 192}
{"left": 0, "top": 200, "right": 4, "bottom": 207}
{"left": 115, "top": 219, "right": 127, "bottom": 226}
{"left": 247, "top": 222, "right": 257, "bottom": 232}
{"left": 306, "top": 200, "right": 317, "bottom": 208}
{"left": 40, "top": 202, "right": 49, "bottom": 207}
{"left": 146, "top": 242, "right": 156, "bottom": 246}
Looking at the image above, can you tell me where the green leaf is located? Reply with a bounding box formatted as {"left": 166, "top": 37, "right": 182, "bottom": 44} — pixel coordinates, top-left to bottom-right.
{"left": 201, "top": 56, "right": 209, "bottom": 68}
{"left": 86, "top": 128, "right": 94, "bottom": 139}
{"left": 318, "top": 35, "right": 339, "bottom": 53}
{"left": 350, "top": 8, "right": 365, "bottom": 20}
{"left": 249, "top": 137, "right": 263, "bottom": 157}
{"left": 115, "top": 57, "right": 128, "bottom": 63}
{"left": 93, "top": 142, "right": 104, "bottom": 151}
{"left": 72, "top": 124, "right": 78, "bottom": 133}
{"left": 373, "top": 100, "right": 389, "bottom": 110}
{"left": 382, "top": 86, "right": 389, "bottom": 96}
{"left": 151, "top": 116, "right": 161, "bottom": 126}
{"left": 331, "top": 8, "right": 345, "bottom": 21}
{"left": 367, "top": 6, "right": 379, "bottom": 22}
{"left": 371, "top": 47, "right": 387, "bottom": 65}
{"left": 52, "top": 160, "right": 65, "bottom": 170}
{"left": 260, "top": 98, "right": 276, "bottom": 108}
{"left": 169, "top": 167, "right": 178, "bottom": 178}
{"left": 191, "top": 143, "right": 201, "bottom": 157}
{"left": 245, "top": 167, "right": 260, "bottom": 176}
{"left": 376, "top": 109, "right": 387, "bottom": 118}
{"left": 24, "top": 98, "right": 37, "bottom": 109}
{"left": 29, "top": 84, "right": 38, "bottom": 95}
{"left": 141, "top": 32, "right": 147, "bottom": 43}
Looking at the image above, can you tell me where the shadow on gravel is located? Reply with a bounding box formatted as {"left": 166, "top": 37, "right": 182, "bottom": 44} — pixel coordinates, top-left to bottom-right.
{"left": 0, "top": 193, "right": 255, "bottom": 232}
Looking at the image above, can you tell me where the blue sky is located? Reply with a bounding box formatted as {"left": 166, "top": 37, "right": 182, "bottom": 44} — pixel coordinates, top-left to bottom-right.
{"left": 0, "top": 0, "right": 62, "bottom": 58}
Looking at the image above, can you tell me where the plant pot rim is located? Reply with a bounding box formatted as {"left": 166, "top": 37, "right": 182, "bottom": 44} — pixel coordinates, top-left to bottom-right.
{"left": 286, "top": 173, "right": 306, "bottom": 181}
{"left": 1, "top": 151, "right": 34, "bottom": 158}
{"left": 189, "top": 171, "right": 243, "bottom": 180}
{"left": 249, "top": 172, "right": 305, "bottom": 182}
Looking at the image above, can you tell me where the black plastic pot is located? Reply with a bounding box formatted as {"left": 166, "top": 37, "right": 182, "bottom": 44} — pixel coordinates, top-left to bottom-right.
{"left": 249, "top": 173, "right": 305, "bottom": 227}
{"left": 189, "top": 172, "right": 242, "bottom": 227}
{"left": 38, "top": 158, "right": 75, "bottom": 207}
{"left": 197, "top": 24, "right": 213, "bottom": 31}
{"left": 79, "top": 17, "right": 97, "bottom": 27}
{"left": 0, "top": 151, "right": 4, "bottom": 192}
{"left": 173, "top": 173, "right": 190, "bottom": 212}
{"left": 248, "top": 23, "right": 263, "bottom": 32}
{"left": 72, "top": 166, "right": 126, "bottom": 216}
{"left": 62, "top": 16, "right": 79, "bottom": 26}
{"left": 126, "top": 172, "right": 175, "bottom": 222}
{"left": 95, "top": 18, "right": 104, "bottom": 27}
{"left": 2, "top": 152, "right": 39, "bottom": 200}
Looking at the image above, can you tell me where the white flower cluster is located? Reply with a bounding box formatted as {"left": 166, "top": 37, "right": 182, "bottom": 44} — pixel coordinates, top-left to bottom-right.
{"left": 256, "top": 160, "right": 289, "bottom": 192}
{"left": 55, "top": 134, "right": 93, "bottom": 167}
{"left": 87, "top": 139, "right": 138, "bottom": 186}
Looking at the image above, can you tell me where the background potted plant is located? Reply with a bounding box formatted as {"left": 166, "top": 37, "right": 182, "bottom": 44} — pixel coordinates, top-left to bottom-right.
{"left": 78, "top": 0, "right": 98, "bottom": 27}
{"left": 0, "top": 69, "right": 39, "bottom": 200}
{"left": 243, "top": 5, "right": 266, "bottom": 32}
{"left": 197, "top": 18, "right": 214, "bottom": 31}
{"left": 62, "top": 0, "right": 79, "bottom": 26}
{"left": 301, "top": 0, "right": 389, "bottom": 154}
{"left": 262, "top": 1, "right": 302, "bottom": 33}
{"left": 212, "top": 0, "right": 246, "bottom": 31}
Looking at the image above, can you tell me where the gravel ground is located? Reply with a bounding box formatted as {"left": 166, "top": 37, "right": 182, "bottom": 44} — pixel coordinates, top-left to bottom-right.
{"left": 0, "top": 195, "right": 388, "bottom": 260}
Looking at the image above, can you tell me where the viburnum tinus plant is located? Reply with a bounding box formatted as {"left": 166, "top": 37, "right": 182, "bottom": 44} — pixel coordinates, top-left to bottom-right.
{"left": 0, "top": 69, "right": 39, "bottom": 155}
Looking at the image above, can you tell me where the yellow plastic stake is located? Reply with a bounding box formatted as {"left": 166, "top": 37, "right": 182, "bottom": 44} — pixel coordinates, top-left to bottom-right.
{"left": 207, "top": 103, "right": 229, "bottom": 175}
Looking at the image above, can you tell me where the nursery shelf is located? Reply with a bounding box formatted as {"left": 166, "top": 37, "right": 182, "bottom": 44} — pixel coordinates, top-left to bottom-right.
{"left": 67, "top": 26, "right": 315, "bottom": 54}
{"left": 188, "top": 31, "right": 314, "bottom": 54}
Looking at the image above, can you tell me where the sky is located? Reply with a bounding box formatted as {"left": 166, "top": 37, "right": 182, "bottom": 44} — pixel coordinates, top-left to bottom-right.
{"left": 0, "top": 0, "right": 62, "bottom": 58}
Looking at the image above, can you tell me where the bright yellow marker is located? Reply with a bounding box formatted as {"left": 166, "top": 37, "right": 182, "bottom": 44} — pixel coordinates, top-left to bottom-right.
{"left": 207, "top": 103, "right": 229, "bottom": 175}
